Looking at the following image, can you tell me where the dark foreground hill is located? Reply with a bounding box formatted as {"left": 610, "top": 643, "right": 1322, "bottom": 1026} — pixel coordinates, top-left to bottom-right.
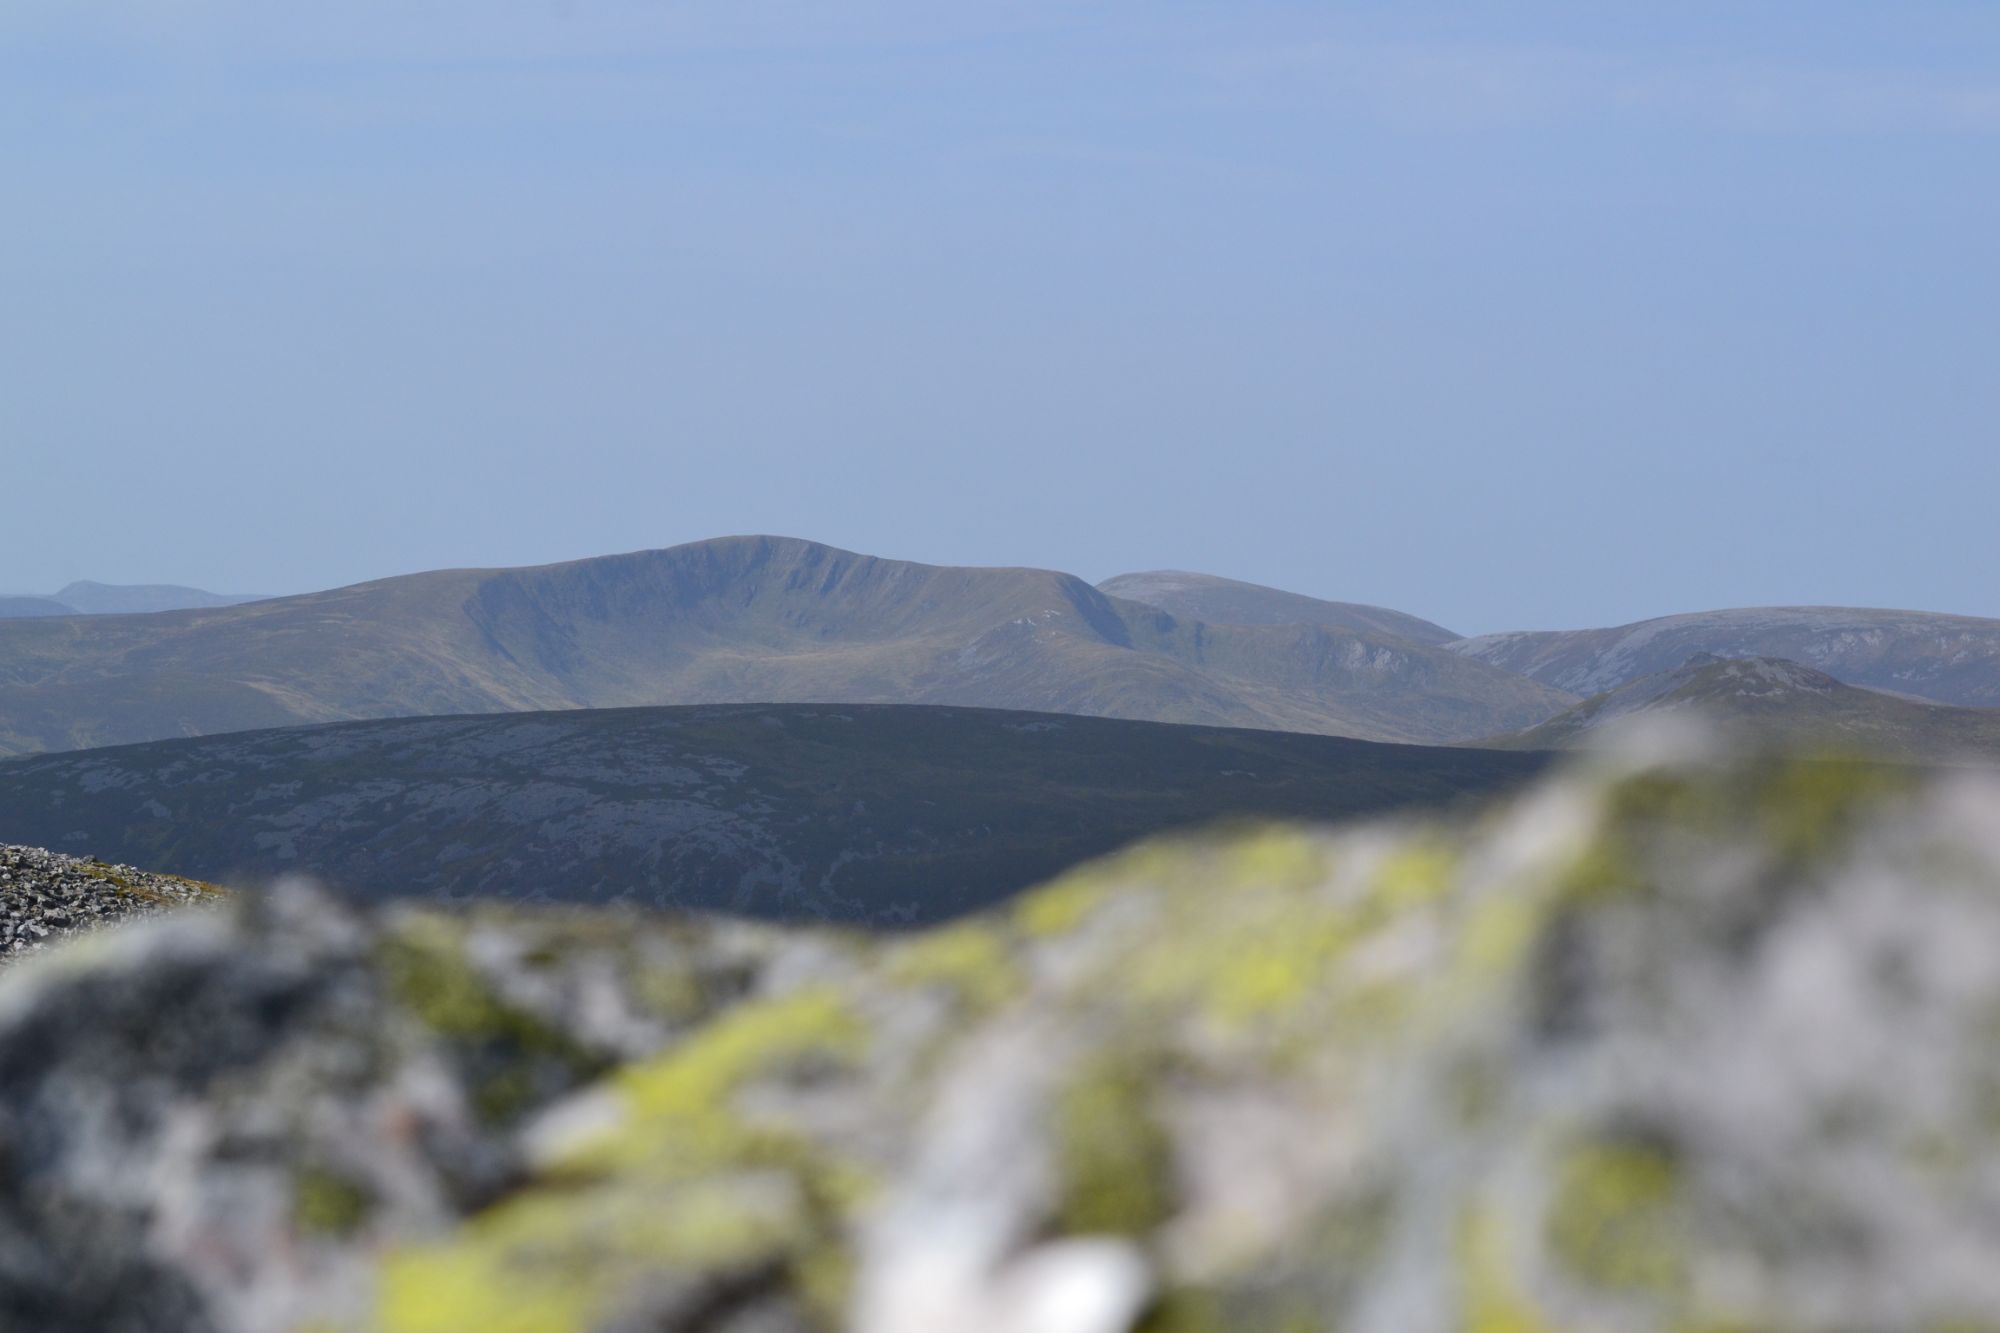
{"left": 1492, "top": 654, "right": 2000, "bottom": 760}
{"left": 1451, "top": 605, "right": 2000, "bottom": 706}
{"left": 0, "top": 535, "right": 1572, "bottom": 758}
{"left": 3, "top": 746, "right": 1997, "bottom": 1331}
{"left": 0, "top": 703, "right": 1548, "bottom": 923}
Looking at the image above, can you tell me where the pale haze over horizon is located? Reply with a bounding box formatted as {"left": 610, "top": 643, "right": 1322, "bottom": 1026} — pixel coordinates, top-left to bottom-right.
{"left": 5, "top": 1, "right": 1995, "bottom": 635}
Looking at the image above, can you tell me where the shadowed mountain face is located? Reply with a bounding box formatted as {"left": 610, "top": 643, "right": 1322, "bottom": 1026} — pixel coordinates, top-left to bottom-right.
{"left": 0, "top": 536, "right": 1572, "bottom": 757}
{"left": 1451, "top": 607, "right": 2000, "bottom": 707}
{"left": 0, "top": 703, "right": 1550, "bottom": 923}
{"left": 1098, "top": 570, "right": 1459, "bottom": 645}
{"left": 1492, "top": 654, "right": 2000, "bottom": 761}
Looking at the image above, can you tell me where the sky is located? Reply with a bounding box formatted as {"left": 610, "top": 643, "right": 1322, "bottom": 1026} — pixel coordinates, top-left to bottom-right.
{"left": 4, "top": 1, "right": 1996, "bottom": 634}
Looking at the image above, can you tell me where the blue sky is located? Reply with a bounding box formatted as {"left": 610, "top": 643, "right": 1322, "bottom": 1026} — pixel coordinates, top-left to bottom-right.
{"left": 5, "top": 2, "right": 1996, "bottom": 633}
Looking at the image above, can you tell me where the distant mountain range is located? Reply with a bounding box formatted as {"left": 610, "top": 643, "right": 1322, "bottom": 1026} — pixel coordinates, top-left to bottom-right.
{"left": 0, "top": 582, "right": 269, "bottom": 618}
{"left": 0, "top": 597, "right": 74, "bottom": 619}
{"left": 4, "top": 538, "right": 1999, "bottom": 766}
{"left": 1492, "top": 654, "right": 2000, "bottom": 761}
{"left": 1449, "top": 607, "right": 2000, "bottom": 708}
{"left": 0, "top": 704, "right": 1548, "bottom": 922}
{"left": 0, "top": 536, "right": 1570, "bottom": 758}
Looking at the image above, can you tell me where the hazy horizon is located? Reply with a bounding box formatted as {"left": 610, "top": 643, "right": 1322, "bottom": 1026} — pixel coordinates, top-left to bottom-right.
{"left": 7, "top": 1, "right": 1996, "bottom": 635}
{"left": 18, "top": 529, "right": 2000, "bottom": 640}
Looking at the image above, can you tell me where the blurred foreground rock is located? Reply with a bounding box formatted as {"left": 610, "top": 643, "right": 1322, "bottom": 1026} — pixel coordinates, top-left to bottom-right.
{"left": 5, "top": 743, "right": 2000, "bottom": 1331}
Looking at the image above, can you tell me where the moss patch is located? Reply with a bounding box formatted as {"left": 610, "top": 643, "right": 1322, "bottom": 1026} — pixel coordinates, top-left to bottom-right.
{"left": 293, "top": 1165, "right": 373, "bottom": 1238}
{"left": 1054, "top": 1051, "right": 1177, "bottom": 1236}
{"left": 887, "top": 922, "right": 1019, "bottom": 1014}
{"left": 377, "top": 913, "right": 599, "bottom": 1122}
{"left": 1460, "top": 1207, "right": 1564, "bottom": 1333}
{"left": 1545, "top": 1138, "right": 1685, "bottom": 1299}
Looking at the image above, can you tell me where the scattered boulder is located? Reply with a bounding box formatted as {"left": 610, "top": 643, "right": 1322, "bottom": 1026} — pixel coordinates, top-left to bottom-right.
{"left": 4, "top": 742, "right": 2000, "bottom": 1331}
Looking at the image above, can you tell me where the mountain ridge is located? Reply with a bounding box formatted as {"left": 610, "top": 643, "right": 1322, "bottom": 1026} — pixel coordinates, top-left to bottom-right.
{"left": 1450, "top": 605, "right": 2000, "bottom": 706}
{"left": 1491, "top": 652, "right": 2000, "bottom": 760}
{"left": 1097, "top": 569, "right": 1458, "bottom": 645}
{"left": 0, "top": 535, "right": 1572, "bottom": 757}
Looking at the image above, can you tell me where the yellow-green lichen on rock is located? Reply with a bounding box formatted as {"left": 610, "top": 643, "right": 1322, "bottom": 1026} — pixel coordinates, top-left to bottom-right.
{"left": 382, "top": 987, "right": 876, "bottom": 1332}
{"left": 350, "top": 748, "right": 2000, "bottom": 1331}
{"left": 8, "top": 742, "right": 2000, "bottom": 1333}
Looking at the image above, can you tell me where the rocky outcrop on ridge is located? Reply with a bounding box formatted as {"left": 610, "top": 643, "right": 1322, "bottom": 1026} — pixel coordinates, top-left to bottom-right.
{"left": 0, "top": 844, "right": 223, "bottom": 961}
{"left": 3, "top": 742, "right": 2000, "bottom": 1330}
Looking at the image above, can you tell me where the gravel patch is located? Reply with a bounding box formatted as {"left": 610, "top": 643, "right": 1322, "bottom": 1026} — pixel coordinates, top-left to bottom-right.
{"left": 0, "top": 844, "right": 224, "bottom": 961}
